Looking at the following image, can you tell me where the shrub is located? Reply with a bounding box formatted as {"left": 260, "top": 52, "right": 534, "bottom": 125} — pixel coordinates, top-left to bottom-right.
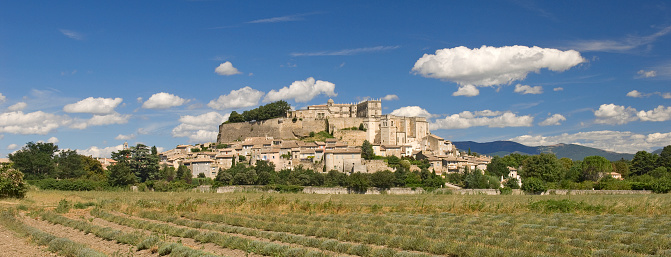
{"left": 521, "top": 177, "right": 547, "bottom": 194}
{"left": 55, "top": 199, "right": 71, "bottom": 213}
{"left": 0, "top": 164, "right": 27, "bottom": 199}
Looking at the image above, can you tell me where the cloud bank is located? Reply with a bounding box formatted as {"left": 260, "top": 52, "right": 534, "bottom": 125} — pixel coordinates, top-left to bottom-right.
{"left": 412, "top": 45, "right": 585, "bottom": 96}
{"left": 263, "top": 77, "right": 337, "bottom": 103}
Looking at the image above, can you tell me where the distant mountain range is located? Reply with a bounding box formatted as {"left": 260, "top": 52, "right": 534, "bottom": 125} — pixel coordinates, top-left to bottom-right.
{"left": 452, "top": 141, "right": 636, "bottom": 161}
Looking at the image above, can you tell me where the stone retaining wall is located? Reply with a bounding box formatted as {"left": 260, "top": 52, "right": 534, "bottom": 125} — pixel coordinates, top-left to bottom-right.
{"left": 197, "top": 185, "right": 652, "bottom": 195}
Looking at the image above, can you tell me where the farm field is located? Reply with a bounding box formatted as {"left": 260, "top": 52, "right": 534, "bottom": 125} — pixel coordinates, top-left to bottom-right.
{"left": 2, "top": 191, "right": 671, "bottom": 256}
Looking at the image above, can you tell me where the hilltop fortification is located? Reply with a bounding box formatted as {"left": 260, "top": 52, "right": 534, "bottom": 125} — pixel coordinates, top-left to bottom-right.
{"left": 217, "top": 99, "right": 431, "bottom": 151}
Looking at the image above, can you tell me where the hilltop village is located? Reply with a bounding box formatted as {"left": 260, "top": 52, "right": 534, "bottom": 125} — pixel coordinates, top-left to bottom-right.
{"left": 159, "top": 100, "right": 492, "bottom": 179}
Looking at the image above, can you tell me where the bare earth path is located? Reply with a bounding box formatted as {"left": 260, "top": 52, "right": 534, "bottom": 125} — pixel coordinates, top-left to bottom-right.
{"left": 0, "top": 225, "right": 56, "bottom": 257}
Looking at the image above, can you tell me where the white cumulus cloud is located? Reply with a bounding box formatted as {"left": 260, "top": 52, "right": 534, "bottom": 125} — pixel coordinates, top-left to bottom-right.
{"left": 626, "top": 90, "right": 644, "bottom": 98}
{"left": 142, "top": 92, "right": 188, "bottom": 109}
{"left": 412, "top": 45, "right": 585, "bottom": 92}
{"left": 637, "top": 105, "right": 671, "bottom": 122}
{"left": 7, "top": 144, "right": 18, "bottom": 150}
{"left": 47, "top": 137, "right": 59, "bottom": 144}
{"left": 263, "top": 77, "right": 337, "bottom": 103}
{"left": 514, "top": 84, "right": 543, "bottom": 94}
{"left": 510, "top": 130, "right": 671, "bottom": 154}
{"left": 208, "top": 86, "right": 265, "bottom": 110}
{"left": 115, "top": 134, "right": 135, "bottom": 140}
{"left": 214, "top": 61, "right": 242, "bottom": 76}
{"left": 172, "top": 111, "right": 230, "bottom": 143}
{"left": 554, "top": 87, "right": 564, "bottom": 91}
{"left": 637, "top": 70, "right": 657, "bottom": 78}
{"left": 453, "top": 85, "right": 480, "bottom": 97}
{"left": 430, "top": 111, "right": 533, "bottom": 130}
{"left": 539, "top": 114, "right": 566, "bottom": 126}
{"left": 7, "top": 102, "right": 27, "bottom": 111}
{"left": 77, "top": 145, "right": 125, "bottom": 158}
{"left": 382, "top": 94, "right": 399, "bottom": 101}
{"left": 594, "top": 104, "right": 638, "bottom": 125}
{"left": 390, "top": 106, "right": 433, "bottom": 118}
{"left": 70, "top": 113, "right": 131, "bottom": 129}
{"left": 0, "top": 93, "right": 5, "bottom": 103}
{"left": 0, "top": 111, "right": 71, "bottom": 135}
{"left": 63, "top": 97, "right": 123, "bottom": 114}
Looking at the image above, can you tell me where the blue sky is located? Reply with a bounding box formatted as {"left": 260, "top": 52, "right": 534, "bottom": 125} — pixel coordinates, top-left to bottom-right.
{"left": 1, "top": 0, "right": 671, "bottom": 157}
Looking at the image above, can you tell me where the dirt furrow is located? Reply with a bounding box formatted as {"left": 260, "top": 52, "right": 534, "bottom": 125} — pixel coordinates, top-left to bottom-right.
{"left": 0, "top": 224, "right": 56, "bottom": 257}
{"left": 110, "top": 210, "right": 356, "bottom": 257}
{"left": 64, "top": 209, "right": 257, "bottom": 257}
{"left": 19, "top": 212, "right": 156, "bottom": 257}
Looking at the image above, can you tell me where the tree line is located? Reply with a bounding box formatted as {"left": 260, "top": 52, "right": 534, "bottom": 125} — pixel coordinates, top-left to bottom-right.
{"left": 458, "top": 145, "right": 671, "bottom": 193}
{"left": 226, "top": 100, "right": 291, "bottom": 123}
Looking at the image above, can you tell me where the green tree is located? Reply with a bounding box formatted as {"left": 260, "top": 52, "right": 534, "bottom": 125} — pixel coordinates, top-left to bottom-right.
{"left": 54, "top": 149, "right": 86, "bottom": 179}
{"left": 371, "top": 170, "right": 396, "bottom": 189}
{"left": 486, "top": 156, "right": 509, "bottom": 178}
{"left": 347, "top": 172, "right": 370, "bottom": 192}
{"left": 108, "top": 163, "right": 136, "bottom": 187}
{"left": 228, "top": 111, "right": 245, "bottom": 123}
{"left": 520, "top": 153, "right": 563, "bottom": 182}
{"left": 254, "top": 160, "right": 277, "bottom": 185}
{"left": 581, "top": 156, "right": 612, "bottom": 182}
{"left": 176, "top": 165, "right": 192, "bottom": 184}
{"left": 0, "top": 164, "right": 27, "bottom": 199}
{"left": 159, "top": 164, "right": 176, "bottom": 181}
{"left": 129, "top": 144, "right": 160, "bottom": 182}
{"left": 658, "top": 145, "right": 671, "bottom": 169}
{"left": 325, "top": 170, "right": 348, "bottom": 187}
{"left": 386, "top": 155, "right": 401, "bottom": 168}
{"left": 612, "top": 159, "right": 630, "bottom": 178}
{"left": 501, "top": 153, "right": 529, "bottom": 168}
{"left": 81, "top": 155, "right": 105, "bottom": 180}
{"left": 631, "top": 151, "right": 658, "bottom": 176}
{"left": 504, "top": 177, "right": 520, "bottom": 189}
{"left": 8, "top": 142, "right": 59, "bottom": 179}
{"left": 521, "top": 177, "right": 547, "bottom": 194}
{"left": 361, "top": 140, "right": 375, "bottom": 160}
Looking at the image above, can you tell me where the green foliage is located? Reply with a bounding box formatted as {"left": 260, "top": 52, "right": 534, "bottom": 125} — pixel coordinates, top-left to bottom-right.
{"left": 361, "top": 140, "right": 375, "bottom": 160}
{"left": 228, "top": 111, "right": 245, "bottom": 123}
{"left": 371, "top": 170, "right": 395, "bottom": 189}
{"left": 225, "top": 101, "right": 292, "bottom": 123}
{"left": 528, "top": 199, "right": 605, "bottom": 213}
{"left": 581, "top": 155, "right": 612, "bottom": 181}
{"left": 463, "top": 168, "right": 499, "bottom": 189}
{"left": 8, "top": 141, "right": 59, "bottom": 179}
{"left": 657, "top": 145, "right": 671, "bottom": 169}
{"left": 107, "top": 162, "right": 136, "bottom": 187}
{"left": 631, "top": 150, "right": 658, "bottom": 176}
{"left": 347, "top": 172, "right": 370, "bottom": 192}
{"left": 521, "top": 177, "right": 547, "bottom": 194}
{"left": 358, "top": 123, "right": 366, "bottom": 131}
{"left": 485, "top": 156, "right": 509, "bottom": 178}
{"left": 29, "top": 178, "right": 109, "bottom": 191}
{"left": 324, "top": 170, "right": 348, "bottom": 187}
{"left": 55, "top": 199, "right": 71, "bottom": 213}
{"left": 612, "top": 159, "right": 630, "bottom": 178}
{"left": 504, "top": 177, "right": 520, "bottom": 189}
{"left": 0, "top": 164, "right": 27, "bottom": 199}
{"left": 521, "top": 153, "right": 563, "bottom": 182}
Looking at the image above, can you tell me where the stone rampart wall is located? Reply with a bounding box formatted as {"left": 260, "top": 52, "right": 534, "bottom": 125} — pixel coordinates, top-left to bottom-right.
{"left": 333, "top": 130, "right": 367, "bottom": 147}
{"left": 217, "top": 118, "right": 326, "bottom": 143}
{"left": 199, "top": 186, "right": 651, "bottom": 195}
{"left": 543, "top": 189, "right": 652, "bottom": 195}
{"left": 363, "top": 160, "right": 393, "bottom": 173}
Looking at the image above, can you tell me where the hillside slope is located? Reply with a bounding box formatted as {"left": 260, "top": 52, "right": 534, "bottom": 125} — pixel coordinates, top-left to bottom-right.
{"left": 452, "top": 141, "right": 634, "bottom": 161}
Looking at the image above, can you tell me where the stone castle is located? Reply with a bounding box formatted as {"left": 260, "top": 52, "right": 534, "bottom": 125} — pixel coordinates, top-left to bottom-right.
{"left": 217, "top": 99, "right": 451, "bottom": 155}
